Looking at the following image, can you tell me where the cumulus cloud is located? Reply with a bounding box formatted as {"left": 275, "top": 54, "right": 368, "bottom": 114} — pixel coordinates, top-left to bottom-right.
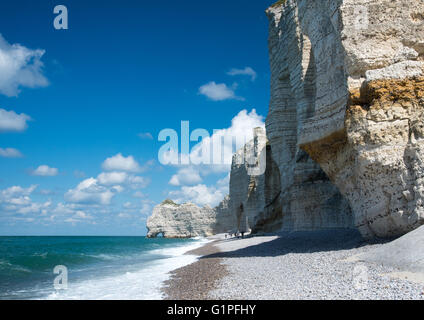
{"left": 133, "top": 191, "right": 145, "bottom": 198}
{"left": 0, "top": 108, "right": 31, "bottom": 132}
{"left": 16, "top": 201, "right": 51, "bottom": 215}
{"left": 102, "top": 153, "right": 141, "bottom": 172}
{"left": 198, "top": 82, "right": 242, "bottom": 101}
{"left": 63, "top": 210, "right": 94, "bottom": 225}
{"left": 163, "top": 109, "right": 264, "bottom": 171}
{"left": 191, "top": 109, "right": 264, "bottom": 169}
{"left": 50, "top": 202, "right": 75, "bottom": 216}
{"left": 0, "top": 34, "right": 48, "bottom": 97}
{"left": 169, "top": 167, "right": 202, "bottom": 186}
{"left": 0, "top": 185, "right": 51, "bottom": 216}
{"left": 0, "top": 147, "right": 22, "bottom": 158}
{"left": 118, "top": 212, "right": 131, "bottom": 219}
{"left": 1, "top": 185, "right": 37, "bottom": 199}
{"left": 227, "top": 67, "right": 257, "bottom": 81}
{"left": 164, "top": 109, "right": 265, "bottom": 207}
{"left": 140, "top": 199, "right": 155, "bottom": 215}
{"left": 162, "top": 109, "right": 264, "bottom": 171}
{"left": 127, "top": 175, "right": 150, "bottom": 189}
{"left": 138, "top": 132, "right": 153, "bottom": 140}
{"left": 65, "top": 170, "right": 149, "bottom": 207}
{"left": 169, "top": 183, "right": 228, "bottom": 208}
{"left": 64, "top": 178, "right": 117, "bottom": 205}
{"left": 97, "top": 171, "right": 128, "bottom": 185}
{"left": 31, "top": 165, "right": 58, "bottom": 177}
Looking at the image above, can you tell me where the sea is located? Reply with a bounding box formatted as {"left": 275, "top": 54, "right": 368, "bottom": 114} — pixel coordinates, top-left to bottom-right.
{"left": 0, "top": 236, "right": 208, "bottom": 300}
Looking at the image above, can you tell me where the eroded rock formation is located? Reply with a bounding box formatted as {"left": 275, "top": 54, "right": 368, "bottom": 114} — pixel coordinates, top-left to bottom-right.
{"left": 255, "top": 0, "right": 355, "bottom": 233}
{"left": 146, "top": 198, "right": 236, "bottom": 238}
{"left": 303, "top": 78, "right": 424, "bottom": 238}
{"left": 228, "top": 128, "right": 268, "bottom": 233}
{"left": 148, "top": 0, "right": 424, "bottom": 240}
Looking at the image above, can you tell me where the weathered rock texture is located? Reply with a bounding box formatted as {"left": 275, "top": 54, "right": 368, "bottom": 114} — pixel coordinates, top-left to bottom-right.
{"left": 229, "top": 128, "right": 268, "bottom": 233}
{"left": 148, "top": 0, "right": 424, "bottom": 240}
{"left": 146, "top": 198, "right": 236, "bottom": 238}
{"left": 256, "top": 0, "right": 355, "bottom": 234}
{"left": 228, "top": 125, "right": 352, "bottom": 233}
{"left": 267, "top": 0, "right": 424, "bottom": 238}
{"left": 304, "top": 78, "right": 424, "bottom": 238}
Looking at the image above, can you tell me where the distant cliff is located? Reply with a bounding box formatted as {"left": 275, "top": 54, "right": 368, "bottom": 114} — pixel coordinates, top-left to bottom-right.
{"left": 146, "top": 197, "right": 236, "bottom": 238}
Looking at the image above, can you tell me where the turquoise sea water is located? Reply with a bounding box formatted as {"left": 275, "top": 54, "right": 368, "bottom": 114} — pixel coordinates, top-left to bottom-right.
{"left": 0, "top": 236, "right": 207, "bottom": 300}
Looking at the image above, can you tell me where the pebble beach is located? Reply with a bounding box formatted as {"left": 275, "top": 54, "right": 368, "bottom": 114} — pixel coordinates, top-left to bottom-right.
{"left": 163, "top": 230, "right": 424, "bottom": 300}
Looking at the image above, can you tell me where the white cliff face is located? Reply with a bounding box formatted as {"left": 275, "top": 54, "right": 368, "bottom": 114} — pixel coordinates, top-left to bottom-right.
{"left": 263, "top": 2, "right": 354, "bottom": 233}
{"left": 339, "top": 0, "right": 424, "bottom": 87}
{"left": 146, "top": 198, "right": 236, "bottom": 238}
{"left": 148, "top": 0, "right": 424, "bottom": 240}
{"left": 214, "top": 196, "right": 237, "bottom": 234}
{"left": 229, "top": 128, "right": 268, "bottom": 233}
{"left": 268, "top": 0, "right": 424, "bottom": 238}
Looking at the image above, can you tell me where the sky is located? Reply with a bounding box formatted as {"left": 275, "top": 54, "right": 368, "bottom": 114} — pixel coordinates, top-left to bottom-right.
{"left": 0, "top": 0, "right": 275, "bottom": 235}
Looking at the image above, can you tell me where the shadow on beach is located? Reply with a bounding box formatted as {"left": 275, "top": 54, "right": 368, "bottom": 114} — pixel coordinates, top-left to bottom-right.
{"left": 201, "top": 229, "right": 392, "bottom": 259}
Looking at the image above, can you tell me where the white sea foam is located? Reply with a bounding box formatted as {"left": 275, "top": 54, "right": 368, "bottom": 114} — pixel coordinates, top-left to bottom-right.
{"left": 44, "top": 238, "right": 210, "bottom": 300}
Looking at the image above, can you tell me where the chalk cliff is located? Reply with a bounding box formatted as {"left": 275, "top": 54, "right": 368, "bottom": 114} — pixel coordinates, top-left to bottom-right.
{"left": 147, "top": 0, "right": 424, "bottom": 239}
{"left": 146, "top": 198, "right": 236, "bottom": 238}
{"left": 267, "top": 0, "right": 424, "bottom": 238}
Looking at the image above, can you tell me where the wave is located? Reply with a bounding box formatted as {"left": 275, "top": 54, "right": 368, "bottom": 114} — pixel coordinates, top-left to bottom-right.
{"left": 43, "top": 238, "right": 210, "bottom": 300}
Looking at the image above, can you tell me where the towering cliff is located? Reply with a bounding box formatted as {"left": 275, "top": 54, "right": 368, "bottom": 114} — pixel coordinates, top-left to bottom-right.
{"left": 266, "top": 0, "right": 424, "bottom": 238}
{"left": 228, "top": 127, "right": 268, "bottom": 232}
{"left": 147, "top": 0, "right": 424, "bottom": 240}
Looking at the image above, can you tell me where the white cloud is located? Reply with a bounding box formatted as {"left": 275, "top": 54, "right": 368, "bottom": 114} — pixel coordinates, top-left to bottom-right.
{"left": 1, "top": 185, "right": 37, "bottom": 199}
{"left": 133, "top": 191, "right": 145, "bottom": 198}
{"left": 16, "top": 201, "right": 51, "bottom": 215}
{"left": 51, "top": 203, "right": 75, "bottom": 216}
{"left": 162, "top": 109, "right": 264, "bottom": 171}
{"left": 97, "top": 171, "right": 128, "bottom": 185}
{"left": 74, "top": 210, "right": 92, "bottom": 220}
{"left": 96, "top": 171, "right": 149, "bottom": 188}
{"left": 64, "top": 178, "right": 116, "bottom": 205}
{"left": 0, "top": 147, "right": 22, "bottom": 158}
{"left": 123, "top": 202, "right": 134, "bottom": 209}
{"left": 102, "top": 153, "right": 141, "bottom": 172}
{"left": 140, "top": 199, "right": 155, "bottom": 215}
{"left": 64, "top": 211, "right": 94, "bottom": 225}
{"left": 169, "top": 183, "right": 228, "bottom": 208}
{"left": 165, "top": 109, "right": 265, "bottom": 207}
{"left": 169, "top": 167, "right": 202, "bottom": 186}
{"left": 199, "top": 81, "right": 242, "bottom": 101}
{"left": 0, "top": 34, "right": 48, "bottom": 97}
{"left": 0, "top": 108, "right": 31, "bottom": 132}
{"left": 127, "top": 175, "right": 150, "bottom": 189}
{"left": 191, "top": 109, "right": 264, "bottom": 170}
{"left": 227, "top": 67, "right": 257, "bottom": 81}
{"left": 138, "top": 132, "right": 153, "bottom": 140}
{"left": 32, "top": 165, "right": 58, "bottom": 177}
{"left": 0, "top": 185, "right": 52, "bottom": 216}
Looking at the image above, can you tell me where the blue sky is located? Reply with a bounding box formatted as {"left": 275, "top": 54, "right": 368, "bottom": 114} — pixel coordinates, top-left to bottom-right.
{"left": 0, "top": 0, "right": 274, "bottom": 235}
